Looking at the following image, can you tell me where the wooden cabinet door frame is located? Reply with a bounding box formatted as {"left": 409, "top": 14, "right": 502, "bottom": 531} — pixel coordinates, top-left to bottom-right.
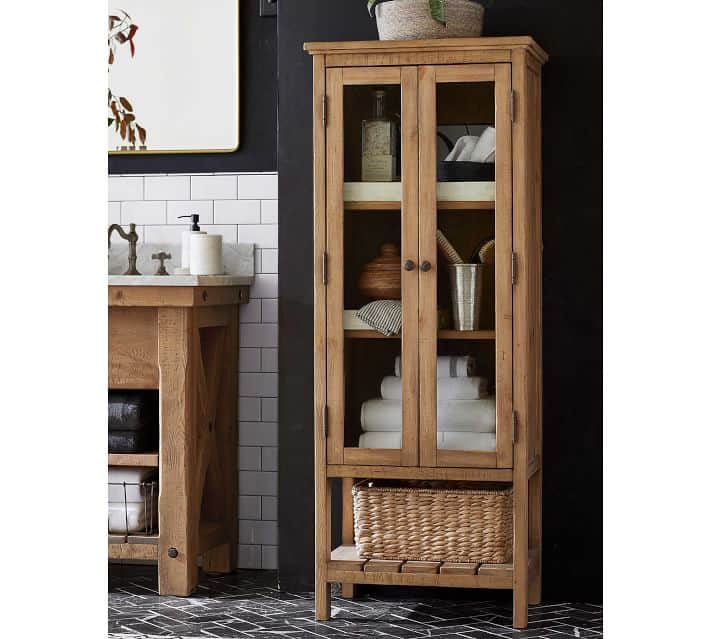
{"left": 324, "top": 66, "right": 420, "bottom": 466}
{"left": 417, "top": 63, "right": 514, "bottom": 469}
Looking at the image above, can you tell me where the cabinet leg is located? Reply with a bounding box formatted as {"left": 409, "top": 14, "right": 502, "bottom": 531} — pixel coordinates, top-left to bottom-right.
{"left": 513, "top": 584, "right": 528, "bottom": 629}
{"left": 528, "top": 572, "right": 541, "bottom": 606}
{"left": 315, "top": 580, "right": 331, "bottom": 620}
{"left": 341, "top": 583, "right": 356, "bottom": 599}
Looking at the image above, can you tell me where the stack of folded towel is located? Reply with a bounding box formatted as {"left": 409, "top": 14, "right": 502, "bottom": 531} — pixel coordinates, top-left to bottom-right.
{"left": 108, "top": 391, "right": 158, "bottom": 453}
{"left": 108, "top": 467, "right": 158, "bottom": 534}
{"left": 358, "top": 354, "right": 496, "bottom": 451}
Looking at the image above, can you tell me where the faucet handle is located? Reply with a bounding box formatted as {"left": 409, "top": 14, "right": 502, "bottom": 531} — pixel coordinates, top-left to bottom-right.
{"left": 151, "top": 251, "right": 171, "bottom": 276}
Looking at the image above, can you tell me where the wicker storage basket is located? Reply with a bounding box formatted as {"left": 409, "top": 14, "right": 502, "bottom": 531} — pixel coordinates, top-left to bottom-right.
{"left": 353, "top": 481, "right": 513, "bottom": 563}
{"left": 375, "top": 0, "right": 485, "bottom": 41}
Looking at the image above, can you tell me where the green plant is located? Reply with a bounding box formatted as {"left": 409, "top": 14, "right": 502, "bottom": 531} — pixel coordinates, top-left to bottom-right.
{"left": 367, "top": 0, "right": 453, "bottom": 24}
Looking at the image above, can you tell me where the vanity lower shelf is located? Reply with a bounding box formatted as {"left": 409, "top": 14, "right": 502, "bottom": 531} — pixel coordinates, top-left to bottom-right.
{"left": 108, "top": 452, "right": 159, "bottom": 467}
{"left": 108, "top": 534, "right": 159, "bottom": 561}
{"left": 329, "top": 545, "right": 539, "bottom": 590}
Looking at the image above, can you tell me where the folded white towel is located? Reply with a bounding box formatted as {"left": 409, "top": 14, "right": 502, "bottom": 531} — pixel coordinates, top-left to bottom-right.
{"left": 445, "top": 135, "right": 479, "bottom": 162}
{"left": 395, "top": 355, "right": 474, "bottom": 378}
{"left": 108, "top": 467, "right": 157, "bottom": 503}
{"left": 359, "top": 431, "right": 496, "bottom": 451}
{"left": 360, "top": 398, "right": 496, "bottom": 433}
{"left": 108, "top": 500, "right": 158, "bottom": 534}
{"left": 470, "top": 126, "right": 496, "bottom": 163}
{"left": 381, "top": 376, "right": 487, "bottom": 400}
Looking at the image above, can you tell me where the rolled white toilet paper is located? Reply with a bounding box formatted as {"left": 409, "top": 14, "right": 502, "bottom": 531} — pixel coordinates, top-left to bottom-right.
{"left": 181, "top": 230, "right": 206, "bottom": 269}
{"left": 189, "top": 234, "right": 223, "bottom": 275}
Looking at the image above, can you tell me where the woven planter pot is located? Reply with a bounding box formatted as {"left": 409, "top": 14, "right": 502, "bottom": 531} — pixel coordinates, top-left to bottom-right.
{"left": 375, "top": 0, "right": 485, "bottom": 41}
{"left": 353, "top": 481, "right": 513, "bottom": 564}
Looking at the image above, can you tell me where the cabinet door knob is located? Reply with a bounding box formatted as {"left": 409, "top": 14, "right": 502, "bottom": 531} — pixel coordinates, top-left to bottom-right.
{"left": 421, "top": 260, "right": 432, "bottom": 272}
{"left": 403, "top": 260, "right": 416, "bottom": 271}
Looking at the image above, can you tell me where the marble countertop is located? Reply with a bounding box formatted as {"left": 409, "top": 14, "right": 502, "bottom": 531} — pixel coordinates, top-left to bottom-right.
{"left": 108, "top": 274, "right": 253, "bottom": 287}
{"left": 108, "top": 241, "right": 254, "bottom": 287}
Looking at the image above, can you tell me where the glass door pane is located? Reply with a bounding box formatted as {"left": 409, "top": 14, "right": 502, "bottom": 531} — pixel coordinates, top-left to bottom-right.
{"left": 326, "top": 67, "right": 419, "bottom": 467}
{"left": 418, "top": 64, "right": 513, "bottom": 468}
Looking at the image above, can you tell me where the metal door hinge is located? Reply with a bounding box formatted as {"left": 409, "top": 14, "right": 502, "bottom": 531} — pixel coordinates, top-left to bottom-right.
{"left": 322, "top": 95, "right": 328, "bottom": 127}
{"left": 512, "top": 410, "right": 519, "bottom": 442}
{"left": 321, "top": 251, "right": 328, "bottom": 285}
{"left": 511, "top": 252, "right": 518, "bottom": 286}
{"left": 510, "top": 90, "right": 516, "bottom": 123}
{"left": 321, "top": 405, "right": 329, "bottom": 439}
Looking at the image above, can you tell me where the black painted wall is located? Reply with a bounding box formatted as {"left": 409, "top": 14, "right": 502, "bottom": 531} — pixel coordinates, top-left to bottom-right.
{"left": 278, "top": 1, "right": 602, "bottom": 601}
{"left": 108, "top": 4, "right": 276, "bottom": 175}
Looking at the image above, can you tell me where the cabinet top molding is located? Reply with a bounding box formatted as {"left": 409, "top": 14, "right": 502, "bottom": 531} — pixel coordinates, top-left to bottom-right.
{"left": 304, "top": 36, "right": 547, "bottom": 65}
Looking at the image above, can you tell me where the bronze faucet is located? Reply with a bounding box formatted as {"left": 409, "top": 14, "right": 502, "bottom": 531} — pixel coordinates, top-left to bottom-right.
{"left": 108, "top": 223, "right": 141, "bottom": 275}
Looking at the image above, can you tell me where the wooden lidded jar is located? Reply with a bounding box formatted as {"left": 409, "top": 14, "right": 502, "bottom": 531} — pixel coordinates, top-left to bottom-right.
{"left": 357, "top": 243, "right": 401, "bottom": 300}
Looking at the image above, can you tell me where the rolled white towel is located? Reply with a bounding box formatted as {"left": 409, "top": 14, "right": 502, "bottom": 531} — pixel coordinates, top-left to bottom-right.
{"left": 395, "top": 355, "right": 474, "bottom": 378}
{"left": 361, "top": 398, "right": 496, "bottom": 433}
{"left": 359, "top": 431, "right": 496, "bottom": 451}
{"left": 381, "top": 376, "right": 487, "bottom": 400}
{"left": 108, "top": 500, "right": 157, "bottom": 534}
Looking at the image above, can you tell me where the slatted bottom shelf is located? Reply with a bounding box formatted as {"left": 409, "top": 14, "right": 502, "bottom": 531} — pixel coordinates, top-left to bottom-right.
{"left": 328, "top": 545, "right": 537, "bottom": 590}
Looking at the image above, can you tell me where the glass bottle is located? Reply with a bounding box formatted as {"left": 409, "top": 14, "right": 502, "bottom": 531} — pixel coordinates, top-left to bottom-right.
{"left": 361, "top": 89, "right": 398, "bottom": 182}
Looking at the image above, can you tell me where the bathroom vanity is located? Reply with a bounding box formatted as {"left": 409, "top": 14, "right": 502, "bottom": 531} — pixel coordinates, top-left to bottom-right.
{"left": 108, "top": 276, "right": 250, "bottom": 596}
{"left": 306, "top": 37, "right": 546, "bottom": 628}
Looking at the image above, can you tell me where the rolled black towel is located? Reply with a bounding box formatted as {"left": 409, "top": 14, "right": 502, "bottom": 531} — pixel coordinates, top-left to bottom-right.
{"left": 108, "top": 391, "right": 158, "bottom": 432}
{"left": 108, "top": 429, "right": 158, "bottom": 453}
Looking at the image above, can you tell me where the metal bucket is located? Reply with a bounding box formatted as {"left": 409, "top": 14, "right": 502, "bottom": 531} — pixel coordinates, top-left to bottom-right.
{"left": 448, "top": 264, "right": 484, "bottom": 331}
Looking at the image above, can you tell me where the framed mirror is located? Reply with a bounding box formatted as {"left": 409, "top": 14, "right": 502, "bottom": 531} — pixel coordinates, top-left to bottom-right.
{"left": 108, "top": 0, "right": 239, "bottom": 154}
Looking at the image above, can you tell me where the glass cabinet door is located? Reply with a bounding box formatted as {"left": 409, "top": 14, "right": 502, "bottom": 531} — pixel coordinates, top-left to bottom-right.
{"left": 324, "top": 66, "right": 419, "bottom": 466}
{"left": 418, "top": 64, "right": 514, "bottom": 469}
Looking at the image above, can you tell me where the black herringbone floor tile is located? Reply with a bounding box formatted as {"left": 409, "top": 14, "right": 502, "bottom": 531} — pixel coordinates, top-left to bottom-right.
{"left": 108, "top": 565, "right": 602, "bottom": 639}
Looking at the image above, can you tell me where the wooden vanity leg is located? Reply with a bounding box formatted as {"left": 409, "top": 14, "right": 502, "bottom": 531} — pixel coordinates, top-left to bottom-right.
{"left": 157, "top": 308, "right": 200, "bottom": 596}
{"left": 203, "top": 313, "right": 239, "bottom": 574}
{"left": 340, "top": 478, "right": 356, "bottom": 599}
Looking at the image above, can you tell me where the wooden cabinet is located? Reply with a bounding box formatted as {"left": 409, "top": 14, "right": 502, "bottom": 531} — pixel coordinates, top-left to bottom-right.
{"left": 108, "top": 284, "right": 249, "bottom": 596}
{"left": 306, "top": 37, "right": 546, "bottom": 629}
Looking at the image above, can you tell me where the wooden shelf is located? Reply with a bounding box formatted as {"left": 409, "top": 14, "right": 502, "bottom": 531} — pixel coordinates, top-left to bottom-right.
{"left": 326, "top": 464, "right": 512, "bottom": 482}
{"left": 344, "top": 200, "right": 495, "bottom": 211}
{"left": 327, "top": 545, "right": 526, "bottom": 589}
{"left": 108, "top": 452, "right": 159, "bottom": 467}
{"left": 345, "top": 329, "right": 495, "bottom": 340}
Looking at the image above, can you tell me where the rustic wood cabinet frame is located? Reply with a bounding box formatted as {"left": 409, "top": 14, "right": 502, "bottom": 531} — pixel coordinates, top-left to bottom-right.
{"left": 306, "top": 37, "right": 546, "bottom": 629}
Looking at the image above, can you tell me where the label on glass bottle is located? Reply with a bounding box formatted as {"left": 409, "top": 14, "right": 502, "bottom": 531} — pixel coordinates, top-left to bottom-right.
{"left": 362, "top": 155, "right": 395, "bottom": 182}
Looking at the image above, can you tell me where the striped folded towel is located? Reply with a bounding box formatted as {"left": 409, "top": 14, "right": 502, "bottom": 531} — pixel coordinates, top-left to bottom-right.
{"left": 356, "top": 300, "right": 402, "bottom": 337}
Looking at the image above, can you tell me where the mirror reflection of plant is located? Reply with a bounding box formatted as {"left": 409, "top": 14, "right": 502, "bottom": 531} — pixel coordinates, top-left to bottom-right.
{"left": 108, "top": 10, "right": 148, "bottom": 150}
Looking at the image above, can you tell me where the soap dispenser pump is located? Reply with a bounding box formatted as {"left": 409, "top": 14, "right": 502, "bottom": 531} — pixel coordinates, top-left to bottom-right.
{"left": 178, "top": 213, "right": 206, "bottom": 272}
{"left": 178, "top": 213, "right": 201, "bottom": 231}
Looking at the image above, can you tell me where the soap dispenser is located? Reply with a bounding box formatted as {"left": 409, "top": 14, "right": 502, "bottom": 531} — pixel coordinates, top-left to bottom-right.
{"left": 178, "top": 214, "right": 206, "bottom": 272}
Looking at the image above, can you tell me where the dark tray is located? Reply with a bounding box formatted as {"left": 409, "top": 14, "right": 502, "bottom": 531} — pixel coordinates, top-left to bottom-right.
{"left": 437, "top": 161, "right": 495, "bottom": 182}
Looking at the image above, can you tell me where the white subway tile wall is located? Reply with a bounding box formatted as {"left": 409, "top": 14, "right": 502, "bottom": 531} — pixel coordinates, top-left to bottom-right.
{"left": 109, "top": 172, "right": 278, "bottom": 569}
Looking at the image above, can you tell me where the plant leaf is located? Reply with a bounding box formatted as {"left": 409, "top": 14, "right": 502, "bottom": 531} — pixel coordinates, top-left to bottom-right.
{"left": 129, "top": 39, "right": 135, "bottom": 57}
{"left": 108, "top": 48, "right": 114, "bottom": 65}
{"left": 119, "top": 97, "right": 133, "bottom": 111}
{"left": 120, "top": 119, "right": 127, "bottom": 139}
{"left": 429, "top": 0, "right": 445, "bottom": 24}
{"left": 108, "top": 117, "right": 114, "bottom": 127}
{"left": 136, "top": 125, "right": 146, "bottom": 144}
